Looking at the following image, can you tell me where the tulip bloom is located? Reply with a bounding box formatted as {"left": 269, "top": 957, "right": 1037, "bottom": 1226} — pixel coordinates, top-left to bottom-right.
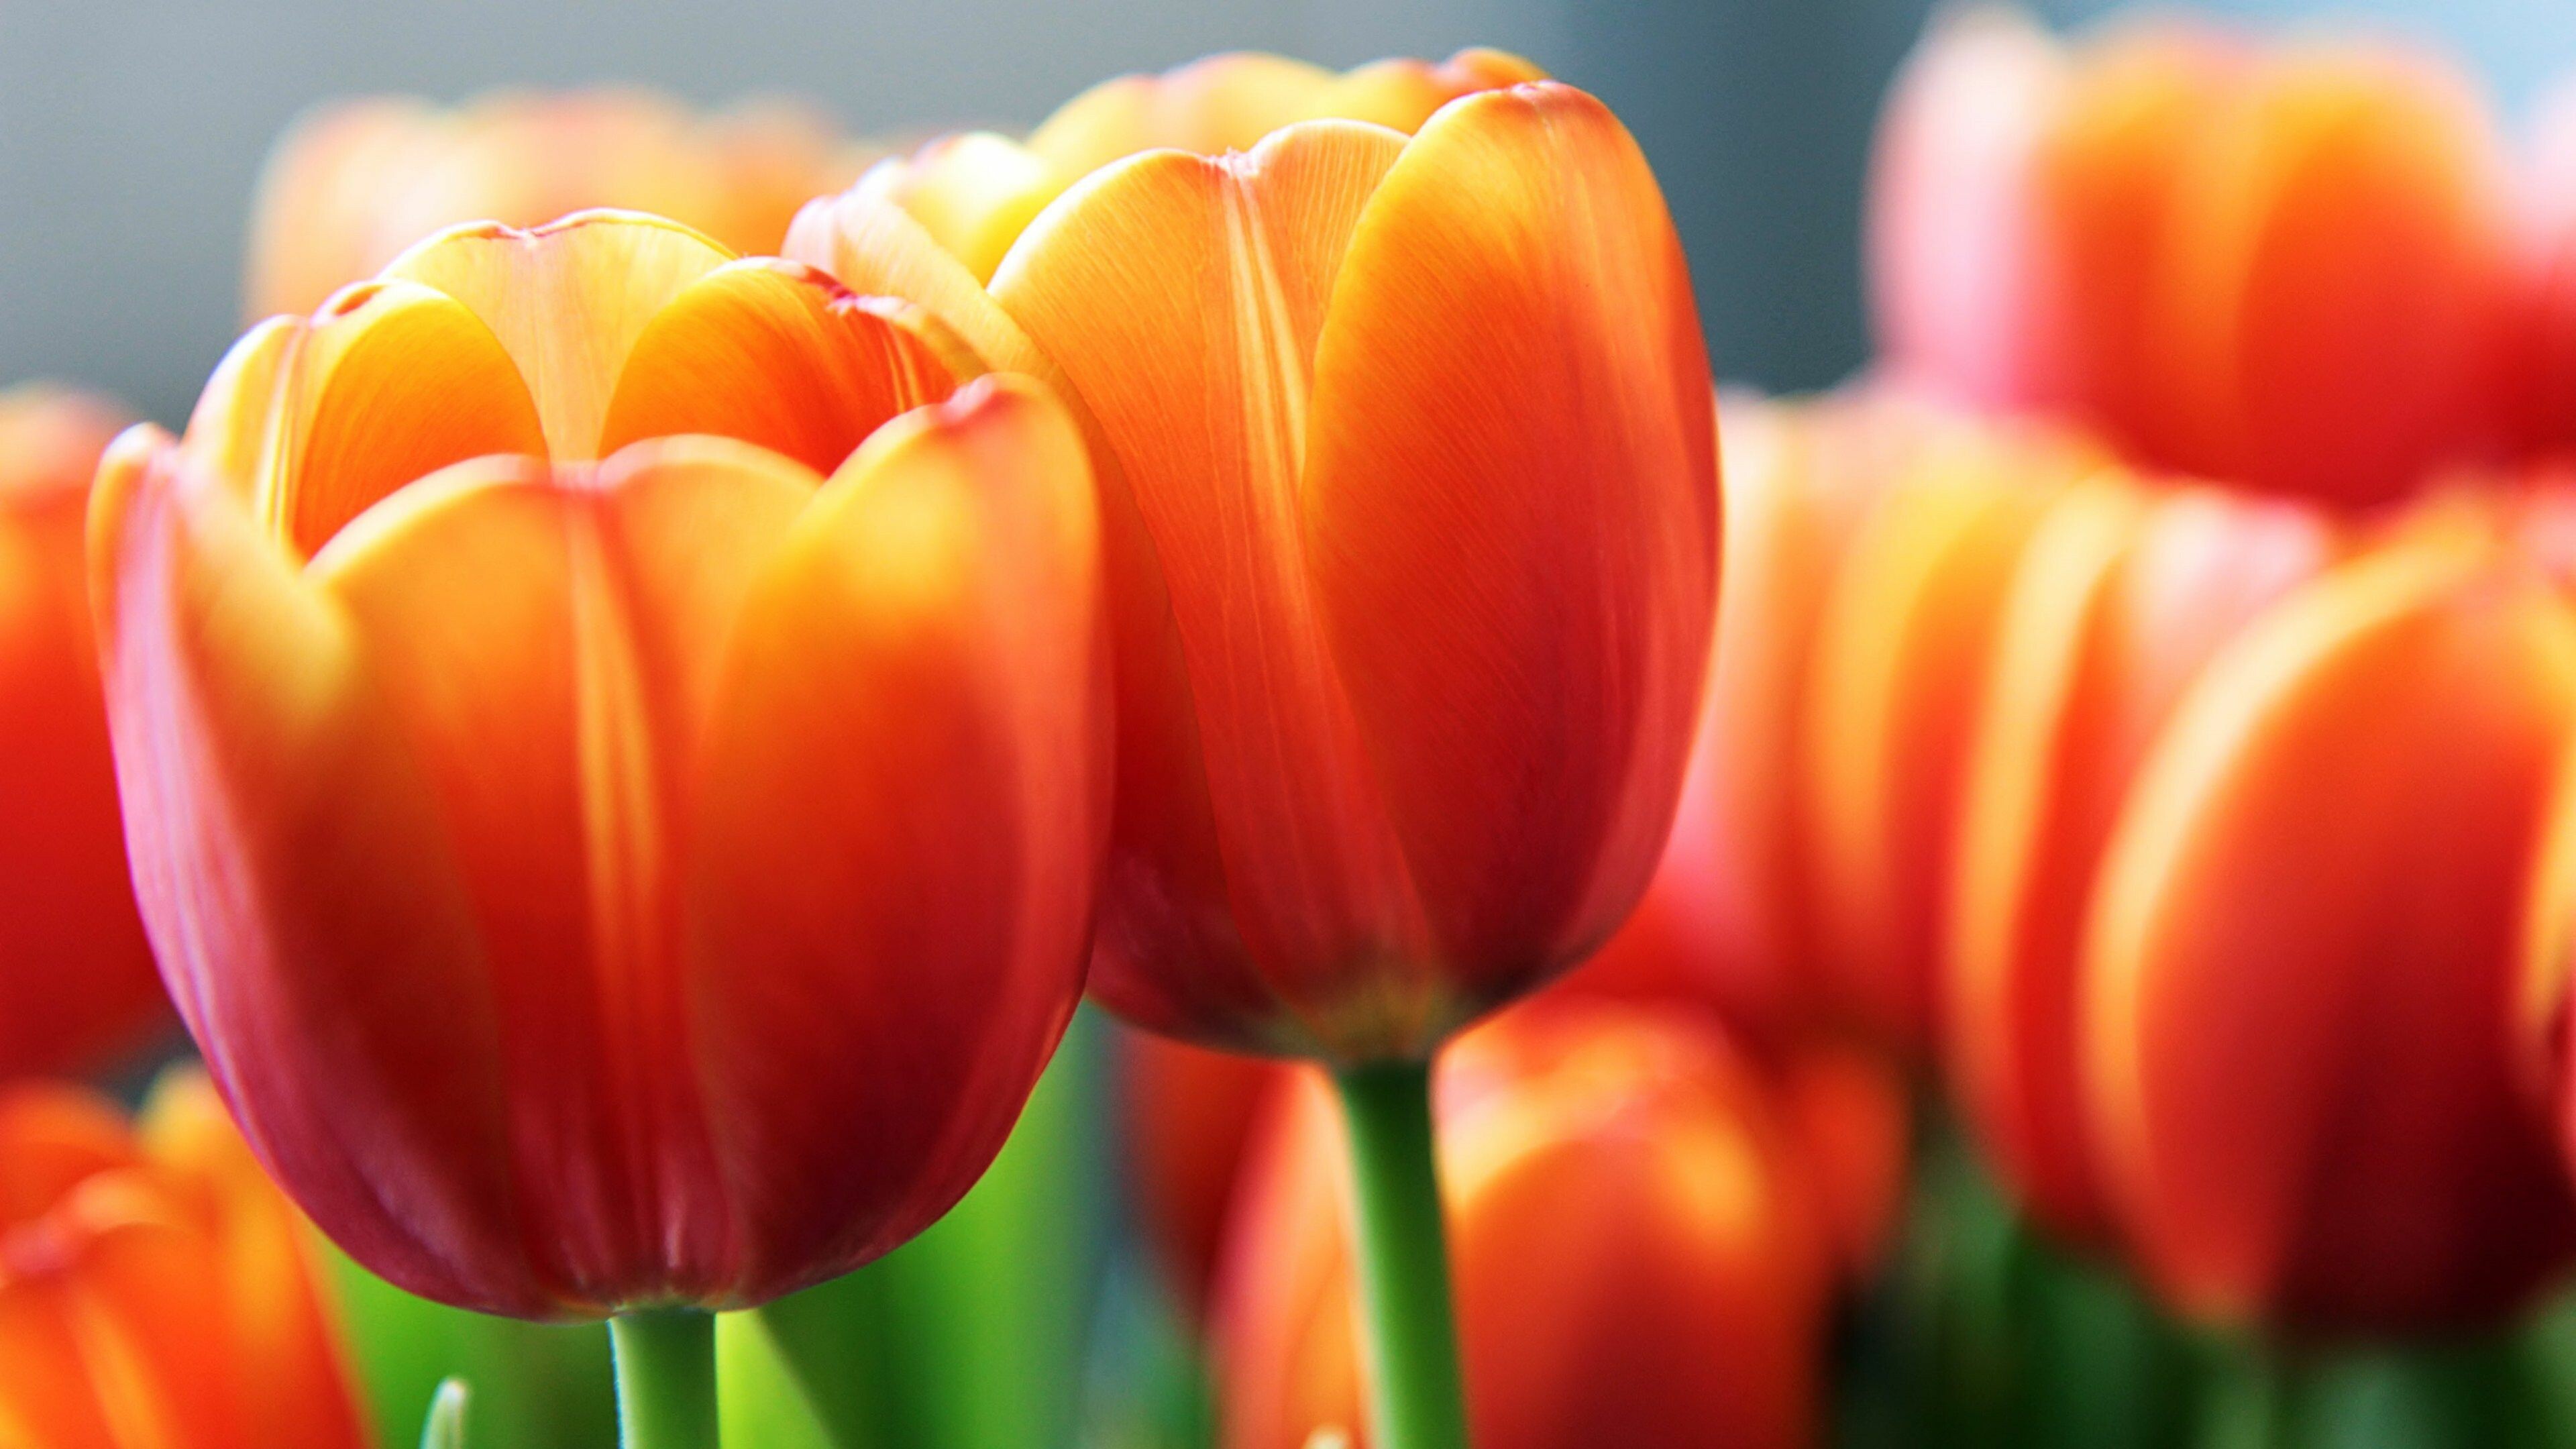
{"left": 246, "top": 89, "right": 871, "bottom": 318}
{"left": 1217, "top": 1003, "right": 1833, "bottom": 1449}
{"left": 0, "top": 386, "right": 168, "bottom": 1079}
{"left": 93, "top": 211, "right": 1109, "bottom": 1330}
{"left": 2085, "top": 525, "right": 2576, "bottom": 1334}
{"left": 0, "top": 1071, "right": 369, "bottom": 1449}
{"left": 1947, "top": 477, "right": 2334, "bottom": 1244}
{"left": 1871, "top": 12, "right": 2514, "bottom": 508}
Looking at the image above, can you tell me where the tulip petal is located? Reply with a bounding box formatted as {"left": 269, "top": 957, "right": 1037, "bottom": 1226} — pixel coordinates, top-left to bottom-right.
{"left": 265, "top": 280, "right": 551, "bottom": 557}
{"left": 380, "top": 211, "right": 734, "bottom": 461}
{"left": 90, "top": 431, "right": 540, "bottom": 1314}
{"left": 1028, "top": 52, "right": 1337, "bottom": 174}
{"left": 996, "top": 119, "right": 1436, "bottom": 1052}
{"left": 1801, "top": 434, "right": 2066, "bottom": 1053}
{"left": 857, "top": 133, "right": 1074, "bottom": 286}
{"left": 685, "top": 376, "right": 1105, "bottom": 1300}
{"left": 1947, "top": 480, "right": 2330, "bottom": 1240}
{"left": 307, "top": 437, "right": 819, "bottom": 1310}
{"left": 1299, "top": 84, "right": 1720, "bottom": 996}
{"left": 1299, "top": 49, "right": 1547, "bottom": 135}
{"left": 0, "top": 1088, "right": 136, "bottom": 1230}
{"left": 784, "top": 186, "right": 1053, "bottom": 382}
{"left": 2086, "top": 539, "right": 2576, "bottom": 1331}
{"left": 596, "top": 258, "right": 959, "bottom": 474}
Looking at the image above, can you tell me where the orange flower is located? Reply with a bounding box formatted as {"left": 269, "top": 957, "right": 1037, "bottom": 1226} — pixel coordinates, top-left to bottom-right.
{"left": 996, "top": 80, "right": 1713, "bottom": 1060}
{"left": 2085, "top": 523, "right": 2576, "bottom": 1334}
{"left": 1216, "top": 1003, "right": 1833, "bottom": 1449}
{"left": 0, "top": 1071, "right": 369, "bottom": 1449}
{"left": 1870, "top": 11, "right": 2514, "bottom": 508}
{"left": 0, "top": 386, "right": 167, "bottom": 1079}
{"left": 92, "top": 211, "right": 1110, "bottom": 1318}
{"left": 245, "top": 89, "right": 874, "bottom": 318}
{"left": 795, "top": 58, "right": 1711, "bottom": 1061}
{"left": 1946, "top": 476, "right": 2336, "bottom": 1244}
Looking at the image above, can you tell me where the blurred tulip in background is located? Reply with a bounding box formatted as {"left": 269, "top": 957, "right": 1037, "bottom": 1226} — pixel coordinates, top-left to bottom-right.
{"left": 0, "top": 386, "right": 169, "bottom": 1083}
{"left": 0, "top": 1071, "right": 370, "bottom": 1449}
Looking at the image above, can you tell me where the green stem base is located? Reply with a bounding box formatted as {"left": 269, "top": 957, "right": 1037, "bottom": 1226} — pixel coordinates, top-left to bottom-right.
{"left": 1334, "top": 1059, "right": 1472, "bottom": 1449}
{"left": 611, "top": 1308, "right": 720, "bottom": 1449}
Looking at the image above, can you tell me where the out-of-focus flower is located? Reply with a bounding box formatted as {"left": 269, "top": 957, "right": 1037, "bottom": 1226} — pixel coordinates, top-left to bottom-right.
{"left": 1121, "top": 1025, "right": 1289, "bottom": 1320}
{"left": 1946, "top": 476, "right": 2336, "bottom": 1244}
{"left": 1871, "top": 10, "right": 2514, "bottom": 509}
{"left": 0, "top": 1071, "right": 370, "bottom": 1449}
{"left": 1216, "top": 1003, "right": 1833, "bottom": 1449}
{"left": 0, "top": 385, "right": 166, "bottom": 1080}
{"left": 1798, "top": 415, "right": 2095, "bottom": 1056}
{"left": 93, "top": 211, "right": 1109, "bottom": 1318}
{"left": 2085, "top": 522, "right": 2576, "bottom": 1335}
{"left": 2516, "top": 78, "right": 2576, "bottom": 460}
{"left": 245, "top": 89, "right": 875, "bottom": 318}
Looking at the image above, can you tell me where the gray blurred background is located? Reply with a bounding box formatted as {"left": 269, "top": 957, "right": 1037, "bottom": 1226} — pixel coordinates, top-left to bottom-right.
{"left": 5, "top": 0, "right": 2573, "bottom": 425}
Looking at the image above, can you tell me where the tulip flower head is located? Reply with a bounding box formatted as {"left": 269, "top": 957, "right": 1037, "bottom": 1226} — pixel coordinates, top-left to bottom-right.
{"left": 0, "top": 1071, "right": 368, "bottom": 1449}
{"left": 1217, "top": 1003, "right": 1834, "bottom": 1449}
{"left": 0, "top": 385, "right": 168, "bottom": 1081}
{"left": 93, "top": 211, "right": 1110, "bottom": 1318}
{"left": 2085, "top": 524, "right": 2576, "bottom": 1334}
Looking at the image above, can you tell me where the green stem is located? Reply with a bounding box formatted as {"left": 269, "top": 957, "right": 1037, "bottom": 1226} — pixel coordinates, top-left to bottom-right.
{"left": 611, "top": 1309, "right": 720, "bottom": 1449}
{"left": 1333, "top": 1059, "right": 1472, "bottom": 1449}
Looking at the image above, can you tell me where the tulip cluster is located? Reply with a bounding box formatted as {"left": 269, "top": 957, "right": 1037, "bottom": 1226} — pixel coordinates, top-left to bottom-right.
{"left": 33, "top": 38, "right": 1724, "bottom": 1449}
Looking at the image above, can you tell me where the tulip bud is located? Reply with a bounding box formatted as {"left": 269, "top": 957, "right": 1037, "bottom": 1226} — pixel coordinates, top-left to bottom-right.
{"left": 2085, "top": 526, "right": 2576, "bottom": 1334}
{"left": 0, "top": 386, "right": 166, "bottom": 1079}
{"left": 0, "top": 1071, "right": 369, "bottom": 1448}
{"left": 1216, "top": 1004, "right": 1834, "bottom": 1449}
{"left": 1947, "top": 476, "right": 2336, "bottom": 1243}
{"left": 95, "top": 211, "right": 1111, "bottom": 1318}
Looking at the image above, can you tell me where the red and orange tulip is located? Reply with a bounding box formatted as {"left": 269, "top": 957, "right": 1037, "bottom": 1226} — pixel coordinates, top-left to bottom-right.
{"left": 1216, "top": 1003, "right": 1833, "bottom": 1449}
{"left": 1872, "top": 9, "right": 2516, "bottom": 509}
{"left": 0, "top": 385, "right": 167, "bottom": 1081}
{"left": 790, "top": 56, "right": 1717, "bottom": 1062}
{"left": 2086, "top": 523, "right": 2576, "bottom": 1334}
{"left": 1120, "top": 1026, "right": 1289, "bottom": 1320}
{"left": 996, "top": 80, "right": 1717, "bottom": 1061}
{"left": 0, "top": 1071, "right": 369, "bottom": 1449}
{"left": 246, "top": 89, "right": 873, "bottom": 318}
{"left": 93, "top": 211, "right": 1110, "bottom": 1318}
{"left": 1946, "top": 476, "right": 2336, "bottom": 1243}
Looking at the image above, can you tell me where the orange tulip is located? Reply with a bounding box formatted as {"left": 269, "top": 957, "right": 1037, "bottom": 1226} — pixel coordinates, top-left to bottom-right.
{"left": 985, "top": 80, "right": 1715, "bottom": 1061}
{"left": 2085, "top": 524, "right": 2576, "bottom": 1334}
{"left": 92, "top": 211, "right": 1110, "bottom": 1318}
{"left": 1799, "top": 415, "right": 2093, "bottom": 1055}
{"left": 0, "top": 385, "right": 168, "bottom": 1079}
{"left": 245, "top": 89, "right": 873, "bottom": 318}
{"left": 1216, "top": 1002, "right": 1833, "bottom": 1449}
{"left": 1870, "top": 12, "right": 2514, "bottom": 508}
{"left": 0, "top": 1070, "right": 369, "bottom": 1449}
{"left": 1947, "top": 476, "right": 2336, "bottom": 1244}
